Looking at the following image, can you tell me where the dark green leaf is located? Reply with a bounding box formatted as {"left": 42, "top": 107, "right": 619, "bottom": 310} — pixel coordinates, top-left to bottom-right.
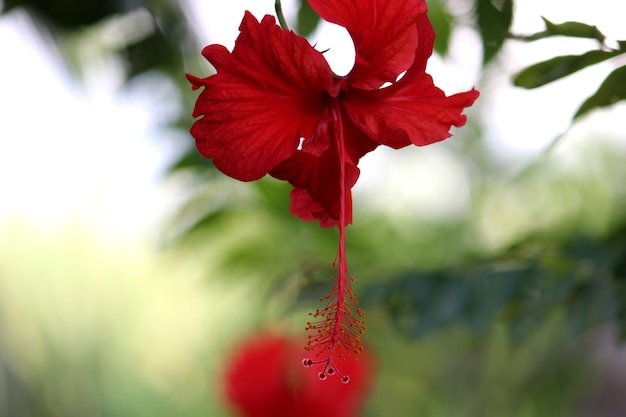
{"left": 4, "top": 0, "right": 118, "bottom": 28}
{"left": 542, "top": 17, "right": 605, "bottom": 41}
{"left": 168, "top": 148, "right": 215, "bottom": 173}
{"left": 125, "top": 28, "right": 177, "bottom": 79}
{"left": 1, "top": 0, "right": 21, "bottom": 14}
{"left": 512, "top": 18, "right": 606, "bottom": 43}
{"left": 475, "top": 0, "right": 514, "bottom": 64}
{"left": 427, "top": 0, "right": 452, "bottom": 56}
{"left": 514, "top": 49, "right": 622, "bottom": 89}
{"left": 296, "top": 0, "right": 321, "bottom": 38}
{"left": 574, "top": 65, "right": 626, "bottom": 120}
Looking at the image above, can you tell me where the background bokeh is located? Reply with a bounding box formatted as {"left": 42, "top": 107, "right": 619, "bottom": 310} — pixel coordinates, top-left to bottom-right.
{"left": 1, "top": 0, "right": 626, "bottom": 416}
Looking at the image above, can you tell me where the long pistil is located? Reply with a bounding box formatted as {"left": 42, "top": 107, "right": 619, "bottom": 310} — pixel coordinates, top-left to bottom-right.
{"left": 303, "top": 100, "right": 365, "bottom": 383}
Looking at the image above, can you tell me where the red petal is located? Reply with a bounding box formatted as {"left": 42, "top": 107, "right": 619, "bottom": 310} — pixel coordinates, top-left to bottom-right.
{"left": 309, "top": 0, "right": 428, "bottom": 89}
{"left": 344, "top": 78, "right": 479, "bottom": 148}
{"left": 342, "top": 16, "right": 479, "bottom": 148}
{"left": 412, "top": 12, "right": 436, "bottom": 73}
{"left": 341, "top": 109, "right": 380, "bottom": 164}
{"left": 223, "top": 335, "right": 289, "bottom": 417}
{"left": 270, "top": 116, "right": 376, "bottom": 226}
{"left": 223, "top": 333, "right": 374, "bottom": 417}
{"left": 270, "top": 127, "right": 357, "bottom": 225}
{"left": 188, "top": 12, "right": 333, "bottom": 181}
{"left": 288, "top": 188, "right": 341, "bottom": 228}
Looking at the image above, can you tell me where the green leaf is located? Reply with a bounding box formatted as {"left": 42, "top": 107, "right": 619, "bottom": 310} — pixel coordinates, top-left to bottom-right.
{"left": 168, "top": 148, "right": 216, "bottom": 173}
{"left": 542, "top": 17, "right": 605, "bottom": 40}
{"left": 574, "top": 65, "right": 626, "bottom": 120}
{"left": 514, "top": 49, "right": 622, "bottom": 89}
{"left": 427, "top": 0, "right": 453, "bottom": 56}
{"left": 296, "top": 0, "right": 321, "bottom": 38}
{"left": 4, "top": 0, "right": 117, "bottom": 28}
{"left": 513, "top": 18, "right": 606, "bottom": 43}
{"left": 475, "top": 0, "right": 514, "bottom": 64}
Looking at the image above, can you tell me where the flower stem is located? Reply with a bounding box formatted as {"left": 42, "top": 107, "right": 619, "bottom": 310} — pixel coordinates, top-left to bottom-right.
{"left": 275, "top": 0, "right": 289, "bottom": 30}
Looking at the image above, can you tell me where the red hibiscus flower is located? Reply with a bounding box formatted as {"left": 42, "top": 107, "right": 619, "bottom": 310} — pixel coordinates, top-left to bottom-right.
{"left": 188, "top": 0, "right": 478, "bottom": 380}
{"left": 223, "top": 333, "right": 374, "bottom": 417}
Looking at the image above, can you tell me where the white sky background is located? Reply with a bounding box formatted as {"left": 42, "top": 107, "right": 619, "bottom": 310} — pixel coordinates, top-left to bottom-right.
{"left": 0, "top": 0, "right": 624, "bottom": 239}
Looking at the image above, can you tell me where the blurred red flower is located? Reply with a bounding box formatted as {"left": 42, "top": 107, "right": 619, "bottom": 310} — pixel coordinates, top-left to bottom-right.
{"left": 223, "top": 333, "right": 374, "bottom": 417}
{"left": 188, "top": 0, "right": 478, "bottom": 379}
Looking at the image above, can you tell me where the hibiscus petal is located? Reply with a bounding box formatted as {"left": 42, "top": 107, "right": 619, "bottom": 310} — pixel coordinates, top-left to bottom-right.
{"left": 308, "top": 0, "right": 428, "bottom": 89}
{"left": 270, "top": 116, "right": 376, "bottom": 226}
{"left": 288, "top": 188, "right": 342, "bottom": 228}
{"left": 411, "top": 11, "right": 436, "bottom": 74}
{"left": 344, "top": 76, "right": 479, "bottom": 148}
{"left": 270, "top": 131, "right": 359, "bottom": 225}
{"left": 187, "top": 12, "right": 334, "bottom": 181}
{"left": 342, "top": 14, "right": 479, "bottom": 148}
{"left": 223, "top": 333, "right": 374, "bottom": 417}
{"left": 341, "top": 108, "right": 379, "bottom": 164}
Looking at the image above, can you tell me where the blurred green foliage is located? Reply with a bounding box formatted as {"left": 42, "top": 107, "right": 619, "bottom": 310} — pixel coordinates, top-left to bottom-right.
{"left": 2, "top": 0, "right": 626, "bottom": 416}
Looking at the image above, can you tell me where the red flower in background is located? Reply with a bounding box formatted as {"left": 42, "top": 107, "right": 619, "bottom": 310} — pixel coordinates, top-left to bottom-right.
{"left": 223, "top": 333, "right": 374, "bottom": 417}
{"left": 188, "top": 0, "right": 478, "bottom": 380}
